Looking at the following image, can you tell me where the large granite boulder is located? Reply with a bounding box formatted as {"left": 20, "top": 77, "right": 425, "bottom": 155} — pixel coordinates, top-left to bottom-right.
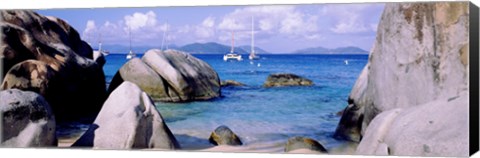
{"left": 356, "top": 93, "right": 468, "bottom": 156}
{"left": 0, "top": 10, "right": 107, "bottom": 121}
{"left": 107, "top": 58, "right": 169, "bottom": 100}
{"left": 334, "top": 2, "right": 469, "bottom": 157}
{"left": 1, "top": 60, "right": 55, "bottom": 96}
{"left": 73, "top": 81, "right": 180, "bottom": 149}
{"left": 263, "top": 73, "right": 313, "bottom": 87}
{"left": 284, "top": 137, "right": 328, "bottom": 153}
{"left": 108, "top": 49, "right": 221, "bottom": 102}
{"left": 208, "top": 125, "right": 242, "bottom": 146}
{"left": 0, "top": 89, "right": 56, "bottom": 147}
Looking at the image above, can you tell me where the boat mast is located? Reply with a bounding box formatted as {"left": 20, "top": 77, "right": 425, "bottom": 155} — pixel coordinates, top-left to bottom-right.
{"left": 128, "top": 25, "right": 132, "bottom": 52}
{"left": 161, "top": 22, "right": 168, "bottom": 50}
{"left": 231, "top": 31, "right": 234, "bottom": 53}
{"left": 251, "top": 16, "right": 254, "bottom": 54}
{"left": 98, "top": 33, "right": 102, "bottom": 52}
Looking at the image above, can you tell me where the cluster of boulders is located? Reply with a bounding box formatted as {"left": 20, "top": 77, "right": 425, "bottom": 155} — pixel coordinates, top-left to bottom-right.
{"left": 0, "top": 10, "right": 217, "bottom": 150}
{"left": 334, "top": 2, "right": 469, "bottom": 157}
{"left": 0, "top": 10, "right": 106, "bottom": 147}
{"left": 0, "top": 10, "right": 107, "bottom": 122}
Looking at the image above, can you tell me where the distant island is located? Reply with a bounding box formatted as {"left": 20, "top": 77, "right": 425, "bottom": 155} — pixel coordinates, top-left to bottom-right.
{"left": 98, "top": 42, "right": 367, "bottom": 55}
{"left": 178, "top": 42, "right": 270, "bottom": 54}
{"left": 292, "top": 46, "right": 368, "bottom": 54}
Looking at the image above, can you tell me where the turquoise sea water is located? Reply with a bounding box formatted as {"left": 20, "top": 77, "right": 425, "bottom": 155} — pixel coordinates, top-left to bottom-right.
{"left": 102, "top": 54, "right": 368, "bottom": 151}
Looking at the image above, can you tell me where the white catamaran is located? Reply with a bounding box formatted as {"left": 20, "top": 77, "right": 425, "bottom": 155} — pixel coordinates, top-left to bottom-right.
{"left": 126, "top": 26, "right": 136, "bottom": 60}
{"left": 249, "top": 16, "right": 260, "bottom": 60}
{"left": 223, "top": 31, "right": 242, "bottom": 61}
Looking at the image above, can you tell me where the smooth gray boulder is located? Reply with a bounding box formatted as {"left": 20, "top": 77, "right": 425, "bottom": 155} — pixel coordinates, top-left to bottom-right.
{"left": 107, "top": 58, "right": 169, "bottom": 100}
{"left": 0, "top": 10, "right": 106, "bottom": 121}
{"left": 0, "top": 89, "right": 56, "bottom": 147}
{"left": 73, "top": 81, "right": 180, "bottom": 149}
{"left": 284, "top": 137, "right": 327, "bottom": 153}
{"left": 108, "top": 49, "right": 221, "bottom": 102}
{"left": 334, "top": 2, "right": 470, "bottom": 149}
{"left": 356, "top": 93, "right": 468, "bottom": 157}
{"left": 208, "top": 125, "right": 242, "bottom": 146}
{"left": 263, "top": 73, "right": 313, "bottom": 87}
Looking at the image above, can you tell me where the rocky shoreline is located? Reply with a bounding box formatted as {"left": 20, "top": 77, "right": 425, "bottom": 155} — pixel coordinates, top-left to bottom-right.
{"left": 0, "top": 2, "right": 472, "bottom": 156}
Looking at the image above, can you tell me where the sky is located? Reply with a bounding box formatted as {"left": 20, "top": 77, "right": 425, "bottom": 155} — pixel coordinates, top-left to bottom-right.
{"left": 37, "top": 3, "right": 385, "bottom": 53}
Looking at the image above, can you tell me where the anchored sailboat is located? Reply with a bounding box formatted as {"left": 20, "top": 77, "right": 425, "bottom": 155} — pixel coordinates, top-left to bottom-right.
{"left": 249, "top": 16, "right": 260, "bottom": 60}
{"left": 223, "top": 31, "right": 242, "bottom": 61}
{"left": 126, "top": 26, "right": 136, "bottom": 60}
{"left": 93, "top": 33, "right": 109, "bottom": 56}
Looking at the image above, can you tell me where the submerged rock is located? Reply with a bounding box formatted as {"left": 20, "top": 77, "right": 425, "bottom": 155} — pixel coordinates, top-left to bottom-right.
{"left": 108, "top": 49, "right": 221, "bottom": 102}
{"left": 334, "top": 2, "right": 469, "bottom": 157}
{"left": 0, "top": 10, "right": 107, "bottom": 121}
{"left": 0, "top": 89, "right": 56, "bottom": 147}
{"left": 208, "top": 125, "right": 242, "bottom": 146}
{"left": 263, "top": 73, "right": 313, "bottom": 87}
{"left": 73, "top": 81, "right": 180, "bottom": 149}
{"left": 220, "top": 80, "right": 246, "bottom": 87}
{"left": 284, "top": 137, "right": 327, "bottom": 153}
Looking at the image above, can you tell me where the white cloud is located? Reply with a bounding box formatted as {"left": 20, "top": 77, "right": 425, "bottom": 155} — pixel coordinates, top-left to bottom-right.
{"left": 321, "top": 4, "right": 384, "bottom": 34}
{"left": 124, "top": 11, "right": 157, "bottom": 31}
{"left": 217, "top": 5, "right": 321, "bottom": 42}
{"left": 195, "top": 17, "right": 216, "bottom": 39}
{"left": 84, "top": 20, "right": 96, "bottom": 34}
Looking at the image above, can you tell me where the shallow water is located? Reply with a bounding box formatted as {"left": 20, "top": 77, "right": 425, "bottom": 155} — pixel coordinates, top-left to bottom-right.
{"left": 58, "top": 53, "right": 368, "bottom": 151}
{"left": 149, "top": 54, "right": 368, "bottom": 151}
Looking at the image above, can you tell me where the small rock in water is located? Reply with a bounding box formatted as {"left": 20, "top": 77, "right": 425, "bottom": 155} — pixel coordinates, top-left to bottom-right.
{"left": 208, "top": 125, "right": 243, "bottom": 146}
{"left": 220, "top": 80, "right": 246, "bottom": 87}
{"left": 263, "top": 73, "right": 313, "bottom": 87}
{"left": 284, "top": 136, "right": 327, "bottom": 153}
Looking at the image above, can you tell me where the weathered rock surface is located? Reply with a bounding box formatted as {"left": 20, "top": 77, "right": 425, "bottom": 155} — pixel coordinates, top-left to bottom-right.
{"left": 108, "top": 49, "right": 221, "bottom": 102}
{"left": 334, "top": 2, "right": 470, "bottom": 157}
{"left": 284, "top": 137, "right": 327, "bottom": 153}
{"left": 263, "top": 73, "right": 313, "bottom": 87}
{"left": 0, "top": 89, "right": 56, "bottom": 147}
{"left": 220, "top": 80, "right": 246, "bottom": 87}
{"left": 208, "top": 125, "right": 242, "bottom": 146}
{"left": 1, "top": 60, "right": 55, "bottom": 96}
{"left": 356, "top": 93, "right": 468, "bottom": 156}
{"left": 0, "top": 10, "right": 107, "bottom": 121}
{"left": 73, "top": 81, "right": 180, "bottom": 149}
{"left": 107, "top": 58, "right": 169, "bottom": 100}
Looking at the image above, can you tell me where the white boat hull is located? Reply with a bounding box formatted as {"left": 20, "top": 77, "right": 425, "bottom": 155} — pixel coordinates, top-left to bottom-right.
{"left": 223, "top": 54, "right": 242, "bottom": 61}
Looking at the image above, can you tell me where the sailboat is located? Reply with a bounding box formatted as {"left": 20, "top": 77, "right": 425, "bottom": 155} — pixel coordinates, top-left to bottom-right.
{"left": 126, "top": 26, "right": 136, "bottom": 60}
{"left": 223, "top": 32, "right": 242, "bottom": 61}
{"left": 249, "top": 16, "right": 260, "bottom": 60}
{"left": 92, "top": 34, "right": 109, "bottom": 56}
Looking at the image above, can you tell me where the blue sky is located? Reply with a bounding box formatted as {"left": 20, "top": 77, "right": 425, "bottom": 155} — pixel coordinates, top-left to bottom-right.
{"left": 37, "top": 3, "right": 384, "bottom": 53}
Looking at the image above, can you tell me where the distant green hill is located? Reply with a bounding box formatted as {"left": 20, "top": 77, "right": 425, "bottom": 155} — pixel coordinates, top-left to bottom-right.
{"left": 237, "top": 45, "right": 270, "bottom": 54}
{"left": 178, "top": 42, "right": 244, "bottom": 54}
{"left": 293, "top": 46, "right": 368, "bottom": 54}
{"left": 178, "top": 42, "right": 270, "bottom": 54}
